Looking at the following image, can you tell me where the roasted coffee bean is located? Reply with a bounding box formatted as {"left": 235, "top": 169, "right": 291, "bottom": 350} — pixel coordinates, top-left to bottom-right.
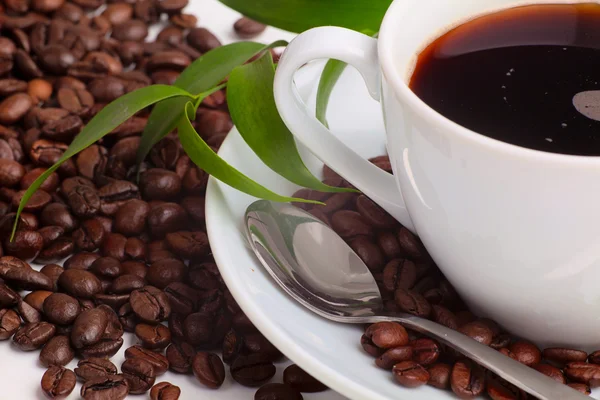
{"left": 192, "top": 352, "right": 226, "bottom": 389}
{"left": 13, "top": 321, "right": 56, "bottom": 351}
{"left": 283, "top": 364, "right": 327, "bottom": 392}
{"left": 81, "top": 374, "right": 129, "bottom": 400}
{"left": 186, "top": 27, "right": 221, "bottom": 52}
{"left": 125, "top": 345, "right": 169, "bottom": 376}
{"left": 103, "top": 3, "right": 133, "bottom": 25}
{"left": 0, "top": 93, "right": 33, "bottom": 125}
{"left": 112, "top": 19, "right": 148, "bottom": 41}
{"left": 565, "top": 362, "right": 600, "bottom": 387}
{"left": 382, "top": 259, "right": 416, "bottom": 292}
{"left": 64, "top": 252, "right": 100, "bottom": 270}
{"left": 73, "top": 218, "right": 105, "bottom": 251}
{"left": 140, "top": 168, "right": 181, "bottom": 200}
{"left": 98, "top": 180, "right": 140, "bottom": 215}
{"left": 41, "top": 114, "right": 82, "bottom": 142}
{"left": 24, "top": 290, "right": 53, "bottom": 312}
{"left": 431, "top": 305, "right": 459, "bottom": 330}
{"left": 393, "top": 361, "right": 429, "bottom": 388}
{"left": 450, "top": 360, "right": 485, "bottom": 398}
{"left": 412, "top": 338, "right": 441, "bottom": 366}
{"left": 41, "top": 366, "right": 76, "bottom": 399}
{"left": 589, "top": 350, "right": 600, "bottom": 364}
{"left": 16, "top": 299, "right": 41, "bottom": 323}
{"left": 183, "top": 311, "right": 214, "bottom": 346}
{"left": 146, "top": 258, "right": 186, "bottom": 289}
{"left": 38, "top": 226, "right": 65, "bottom": 248}
{"left": 164, "top": 282, "right": 200, "bottom": 315}
{"left": 165, "top": 231, "right": 209, "bottom": 259}
{"left": 147, "top": 203, "right": 187, "bottom": 238}
{"left": 0, "top": 79, "right": 27, "bottom": 97}
{"left": 57, "top": 88, "right": 94, "bottom": 115}
{"left": 0, "top": 259, "right": 52, "bottom": 288}
{"left": 397, "top": 227, "right": 425, "bottom": 260}
{"left": 486, "top": 376, "right": 527, "bottom": 400}
{"left": 508, "top": 340, "right": 541, "bottom": 366}
{"left": 58, "top": 269, "right": 102, "bottom": 299}
{"left": 40, "top": 335, "right": 75, "bottom": 367}
{"left": 41, "top": 203, "right": 77, "bottom": 233}
{"left": 426, "top": 363, "right": 452, "bottom": 389}
{"left": 68, "top": 185, "right": 100, "bottom": 218}
{"left": 567, "top": 383, "right": 592, "bottom": 395}
{"left": 156, "top": 27, "right": 184, "bottom": 44}
{"left": 4, "top": 229, "right": 43, "bottom": 261}
{"left": 182, "top": 165, "right": 208, "bottom": 193}
{"left": 243, "top": 332, "right": 281, "bottom": 362}
{"left": 122, "top": 357, "right": 155, "bottom": 394}
{"left": 28, "top": 79, "right": 53, "bottom": 102}
{"left": 110, "top": 274, "right": 146, "bottom": 294}
{"left": 101, "top": 233, "right": 127, "bottom": 261}
{"left": 458, "top": 321, "right": 494, "bottom": 346}
{"left": 255, "top": 383, "right": 303, "bottom": 400}
{"left": 135, "top": 323, "right": 171, "bottom": 350}
{"left": 78, "top": 336, "right": 124, "bottom": 359}
{"left": 166, "top": 341, "right": 195, "bottom": 373}
{"left": 331, "top": 210, "right": 373, "bottom": 238}
{"left": 150, "top": 382, "right": 181, "bottom": 400}
{"left": 70, "top": 307, "right": 108, "bottom": 349}
{"left": 93, "top": 293, "right": 130, "bottom": 309}
{"left": 114, "top": 199, "right": 150, "bottom": 236}
{"left": 394, "top": 288, "right": 431, "bottom": 318}
{"left": 0, "top": 309, "right": 21, "bottom": 340}
{"left": 350, "top": 236, "right": 385, "bottom": 272}
{"left": 12, "top": 188, "right": 51, "bottom": 212}
{"left": 543, "top": 347, "right": 588, "bottom": 366}
{"left": 130, "top": 286, "right": 171, "bottom": 323}
{"left": 532, "top": 363, "right": 566, "bottom": 384}
{"left": 0, "top": 159, "right": 25, "bottom": 187}
{"left": 231, "top": 354, "right": 276, "bottom": 387}
{"left": 90, "top": 257, "right": 121, "bottom": 278}
{"left": 75, "top": 357, "right": 117, "bottom": 381}
{"left": 0, "top": 283, "right": 19, "bottom": 308}
{"left": 15, "top": 49, "right": 43, "bottom": 79}
{"left": 234, "top": 17, "right": 266, "bottom": 38}
{"left": 43, "top": 293, "right": 80, "bottom": 325}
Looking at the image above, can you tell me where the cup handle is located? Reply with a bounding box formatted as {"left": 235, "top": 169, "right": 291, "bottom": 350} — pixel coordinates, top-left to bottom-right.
{"left": 274, "top": 27, "right": 415, "bottom": 232}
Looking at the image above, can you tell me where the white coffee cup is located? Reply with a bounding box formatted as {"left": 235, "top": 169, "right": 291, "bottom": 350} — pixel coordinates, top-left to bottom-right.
{"left": 273, "top": 0, "right": 600, "bottom": 350}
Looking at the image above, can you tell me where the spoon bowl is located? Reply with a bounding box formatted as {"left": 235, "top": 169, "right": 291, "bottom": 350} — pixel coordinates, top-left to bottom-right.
{"left": 245, "top": 200, "right": 587, "bottom": 400}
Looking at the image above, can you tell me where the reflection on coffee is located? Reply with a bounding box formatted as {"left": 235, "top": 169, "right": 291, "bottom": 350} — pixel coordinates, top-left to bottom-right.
{"left": 409, "top": 3, "right": 600, "bottom": 155}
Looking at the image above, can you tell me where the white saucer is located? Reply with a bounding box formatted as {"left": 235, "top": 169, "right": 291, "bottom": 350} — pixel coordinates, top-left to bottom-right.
{"left": 206, "top": 63, "right": 467, "bottom": 400}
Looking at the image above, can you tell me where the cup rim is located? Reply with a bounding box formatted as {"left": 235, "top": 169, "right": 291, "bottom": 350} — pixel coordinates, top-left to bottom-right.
{"left": 378, "top": 0, "right": 600, "bottom": 165}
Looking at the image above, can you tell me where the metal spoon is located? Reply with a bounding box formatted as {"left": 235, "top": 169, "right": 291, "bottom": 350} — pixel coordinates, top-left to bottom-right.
{"left": 244, "top": 200, "right": 587, "bottom": 400}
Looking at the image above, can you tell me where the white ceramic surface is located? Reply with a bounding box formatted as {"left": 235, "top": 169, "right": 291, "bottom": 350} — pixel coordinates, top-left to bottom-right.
{"left": 207, "top": 61, "right": 479, "bottom": 400}
{"left": 0, "top": 2, "right": 323, "bottom": 399}
{"left": 273, "top": 0, "right": 600, "bottom": 350}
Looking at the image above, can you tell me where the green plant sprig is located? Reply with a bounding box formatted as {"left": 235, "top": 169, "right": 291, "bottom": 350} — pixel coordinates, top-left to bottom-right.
{"left": 14, "top": 0, "right": 393, "bottom": 240}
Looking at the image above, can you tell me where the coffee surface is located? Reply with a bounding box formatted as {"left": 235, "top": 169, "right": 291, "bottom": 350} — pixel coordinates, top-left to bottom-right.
{"left": 409, "top": 3, "right": 600, "bottom": 155}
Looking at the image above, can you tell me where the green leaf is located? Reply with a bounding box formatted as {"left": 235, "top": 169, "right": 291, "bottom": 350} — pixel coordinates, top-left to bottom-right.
{"left": 177, "top": 103, "right": 320, "bottom": 205}
{"left": 12, "top": 85, "right": 195, "bottom": 240}
{"left": 136, "top": 40, "right": 289, "bottom": 168}
{"left": 315, "top": 31, "right": 377, "bottom": 129}
{"left": 316, "top": 59, "right": 348, "bottom": 128}
{"left": 218, "top": 0, "right": 391, "bottom": 33}
{"left": 227, "top": 52, "right": 354, "bottom": 194}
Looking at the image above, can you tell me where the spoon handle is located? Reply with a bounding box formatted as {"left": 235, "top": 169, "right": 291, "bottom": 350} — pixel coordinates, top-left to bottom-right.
{"left": 359, "top": 315, "right": 587, "bottom": 400}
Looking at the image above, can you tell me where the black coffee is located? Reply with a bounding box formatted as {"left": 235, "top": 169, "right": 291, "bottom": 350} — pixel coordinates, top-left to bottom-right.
{"left": 409, "top": 3, "right": 600, "bottom": 155}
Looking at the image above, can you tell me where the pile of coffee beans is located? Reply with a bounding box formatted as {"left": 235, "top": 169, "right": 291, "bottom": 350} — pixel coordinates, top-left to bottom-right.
{"left": 296, "top": 160, "right": 600, "bottom": 398}
{"left": 0, "top": 0, "right": 320, "bottom": 399}
{"left": 1, "top": 0, "right": 595, "bottom": 398}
